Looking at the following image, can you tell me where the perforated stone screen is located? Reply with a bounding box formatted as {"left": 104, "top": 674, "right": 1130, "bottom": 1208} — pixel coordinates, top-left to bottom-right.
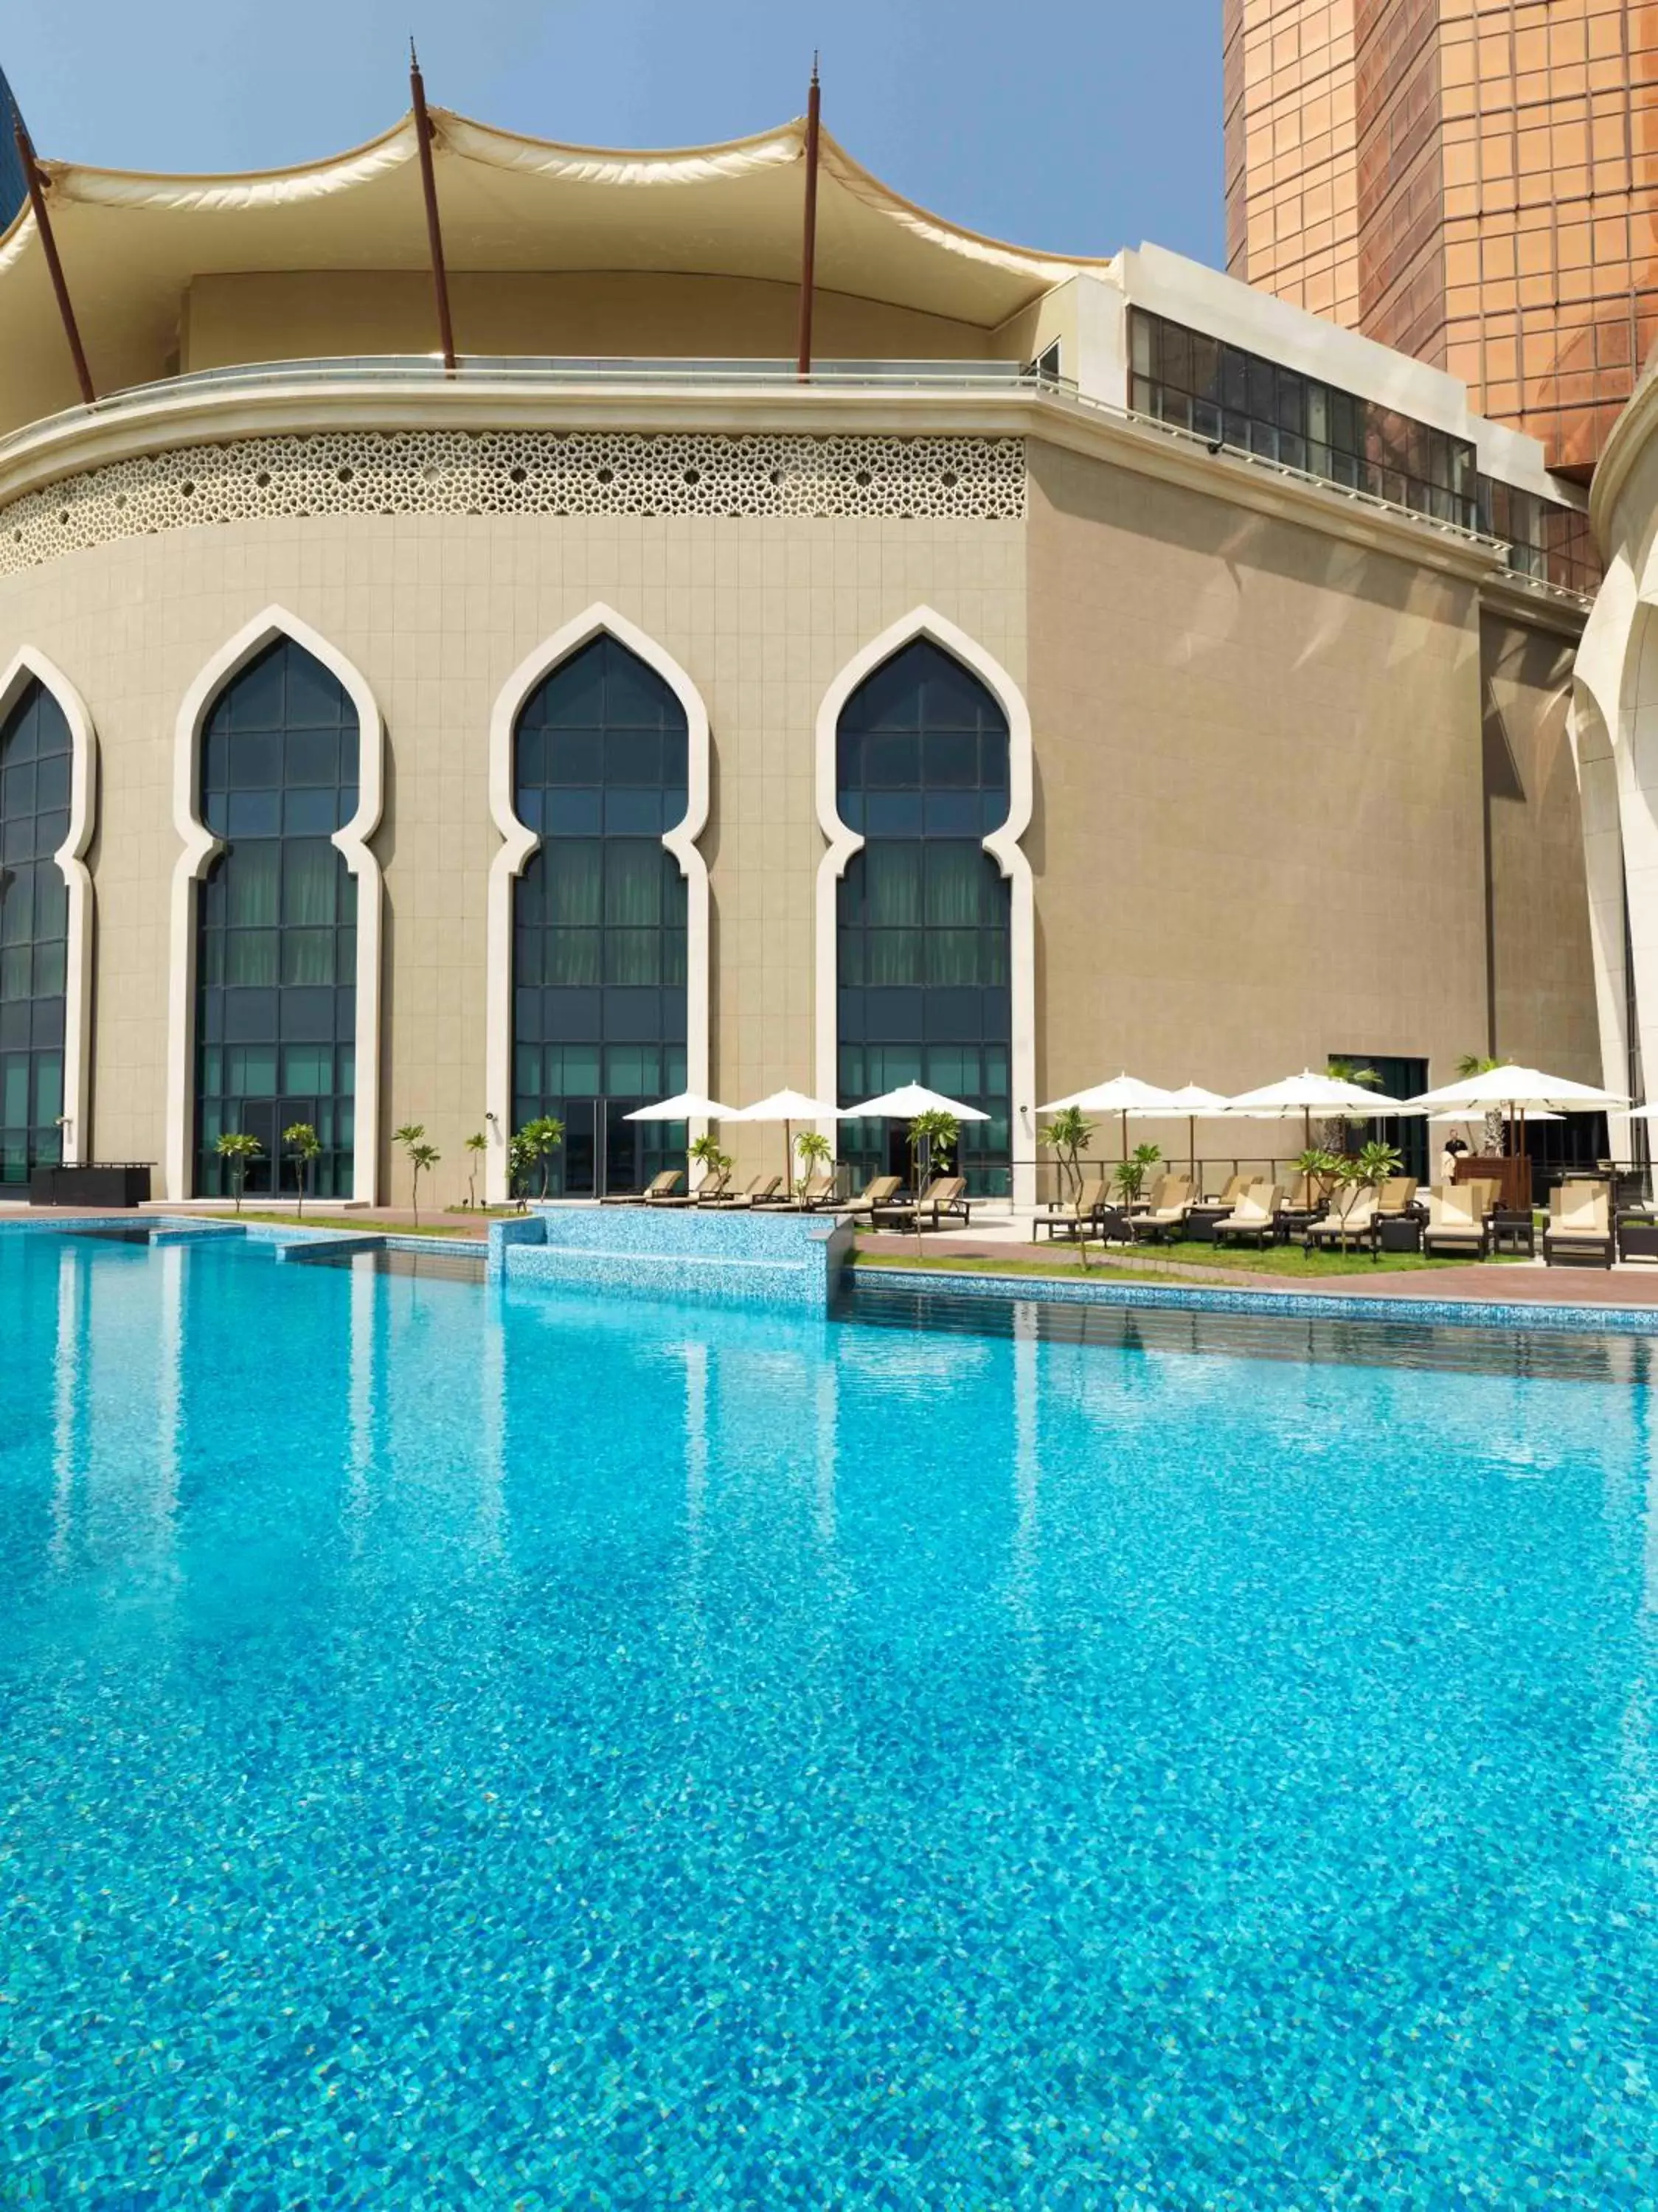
{"left": 0, "top": 431, "right": 1026, "bottom": 575}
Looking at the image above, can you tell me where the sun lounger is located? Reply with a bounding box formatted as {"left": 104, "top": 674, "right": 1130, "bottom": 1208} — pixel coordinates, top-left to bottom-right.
{"left": 1543, "top": 1180, "right": 1612, "bottom": 1269}
{"left": 1128, "top": 1175, "right": 1195, "bottom": 1243}
{"left": 704, "top": 1174, "right": 782, "bottom": 1208}
{"left": 600, "top": 1169, "right": 684, "bottom": 1206}
{"left": 1376, "top": 1176, "right": 1418, "bottom": 1216}
{"left": 1304, "top": 1183, "right": 1377, "bottom": 1247}
{"left": 834, "top": 1174, "right": 902, "bottom": 1218}
{"left": 1421, "top": 1178, "right": 1498, "bottom": 1259}
{"left": 1213, "top": 1180, "right": 1283, "bottom": 1248}
{"left": 655, "top": 1166, "right": 730, "bottom": 1208}
{"left": 1204, "top": 1172, "right": 1252, "bottom": 1210}
{"left": 1034, "top": 1176, "right": 1109, "bottom": 1242}
{"left": 870, "top": 1175, "right": 971, "bottom": 1233}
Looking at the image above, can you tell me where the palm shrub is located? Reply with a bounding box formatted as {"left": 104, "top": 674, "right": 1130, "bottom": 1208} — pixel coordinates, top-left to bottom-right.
{"left": 393, "top": 1123, "right": 426, "bottom": 1211}
{"left": 1042, "top": 1105, "right": 1095, "bottom": 1203}
{"left": 1456, "top": 1054, "right": 1508, "bottom": 1155}
{"left": 688, "top": 1131, "right": 729, "bottom": 1192}
{"left": 464, "top": 1130, "right": 488, "bottom": 1208}
{"left": 1319, "top": 1059, "right": 1383, "bottom": 1152}
{"left": 214, "top": 1130, "right": 262, "bottom": 1215}
{"left": 407, "top": 1141, "right": 440, "bottom": 1228}
{"left": 1113, "top": 1141, "right": 1161, "bottom": 1207}
{"left": 283, "top": 1121, "right": 322, "bottom": 1219}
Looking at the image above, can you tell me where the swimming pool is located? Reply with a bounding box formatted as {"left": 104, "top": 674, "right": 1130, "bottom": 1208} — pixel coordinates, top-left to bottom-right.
{"left": 3, "top": 1228, "right": 1656, "bottom": 2205}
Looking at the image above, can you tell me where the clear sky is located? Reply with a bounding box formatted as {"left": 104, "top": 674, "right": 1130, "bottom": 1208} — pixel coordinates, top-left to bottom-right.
{"left": 2, "top": 0, "right": 1224, "bottom": 268}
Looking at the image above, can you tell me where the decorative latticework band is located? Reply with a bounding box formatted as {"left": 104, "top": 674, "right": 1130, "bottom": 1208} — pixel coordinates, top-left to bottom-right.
{"left": 0, "top": 430, "right": 1025, "bottom": 574}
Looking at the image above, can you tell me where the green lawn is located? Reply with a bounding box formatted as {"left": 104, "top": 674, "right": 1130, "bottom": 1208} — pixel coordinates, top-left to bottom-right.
{"left": 850, "top": 1237, "right": 1527, "bottom": 1283}
{"left": 847, "top": 1249, "right": 1175, "bottom": 1284}
{"left": 1088, "top": 1238, "right": 1526, "bottom": 1279}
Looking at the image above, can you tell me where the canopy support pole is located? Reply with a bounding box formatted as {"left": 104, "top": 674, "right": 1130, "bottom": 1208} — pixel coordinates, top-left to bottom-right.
{"left": 12, "top": 108, "right": 94, "bottom": 406}
{"left": 795, "top": 58, "right": 821, "bottom": 379}
{"left": 409, "top": 44, "right": 458, "bottom": 375}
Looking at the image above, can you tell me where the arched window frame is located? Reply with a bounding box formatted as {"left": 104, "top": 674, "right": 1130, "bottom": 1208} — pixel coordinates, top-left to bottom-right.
{"left": 814, "top": 608, "right": 1035, "bottom": 1208}
{"left": 165, "top": 608, "right": 384, "bottom": 1201}
{"left": 486, "top": 604, "right": 711, "bottom": 1206}
{"left": 0, "top": 648, "right": 96, "bottom": 1167}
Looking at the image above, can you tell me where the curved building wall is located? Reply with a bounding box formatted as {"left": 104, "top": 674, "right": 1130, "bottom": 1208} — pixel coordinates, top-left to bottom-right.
{"left": 0, "top": 408, "right": 1595, "bottom": 1206}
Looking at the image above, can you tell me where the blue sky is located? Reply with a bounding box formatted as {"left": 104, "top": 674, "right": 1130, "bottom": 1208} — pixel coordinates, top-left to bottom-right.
{"left": 2, "top": 0, "right": 1224, "bottom": 267}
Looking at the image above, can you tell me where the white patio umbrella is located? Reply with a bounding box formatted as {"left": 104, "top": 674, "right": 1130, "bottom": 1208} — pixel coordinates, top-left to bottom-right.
{"left": 732, "top": 1088, "right": 844, "bottom": 1193}
{"left": 1406, "top": 1064, "right": 1628, "bottom": 1115}
{"left": 623, "top": 1091, "right": 739, "bottom": 1189}
{"left": 1155, "top": 1082, "right": 1233, "bottom": 1179}
{"left": 1036, "top": 1072, "right": 1182, "bottom": 1161}
{"left": 1220, "top": 1068, "right": 1411, "bottom": 1155}
{"left": 843, "top": 1082, "right": 989, "bottom": 1189}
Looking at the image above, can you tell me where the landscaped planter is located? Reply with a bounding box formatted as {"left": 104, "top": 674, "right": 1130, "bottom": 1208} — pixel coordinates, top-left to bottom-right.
{"left": 27, "top": 1164, "right": 153, "bottom": 1208}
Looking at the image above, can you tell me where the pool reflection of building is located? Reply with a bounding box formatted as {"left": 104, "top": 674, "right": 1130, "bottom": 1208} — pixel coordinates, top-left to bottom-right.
{"left": 0, "top": 102, "right": 1603, "bottom": 1207}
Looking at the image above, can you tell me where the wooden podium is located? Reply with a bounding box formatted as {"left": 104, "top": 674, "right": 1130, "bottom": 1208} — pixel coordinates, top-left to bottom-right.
{"left": 1453, "top": 1154, "right": 1532, "bottom": 1210}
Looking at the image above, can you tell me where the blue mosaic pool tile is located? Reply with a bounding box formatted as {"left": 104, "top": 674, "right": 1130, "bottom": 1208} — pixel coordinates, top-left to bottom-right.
{"left": 490, "top": 1201, "right": 853, "bottom": 1309}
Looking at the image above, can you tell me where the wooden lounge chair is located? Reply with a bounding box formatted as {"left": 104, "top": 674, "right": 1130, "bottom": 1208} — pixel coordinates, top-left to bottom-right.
{"left": 871, "top": 1175, "right": 971, "bottom": 1233}
{"left": 788, "top": 1169, "right": 839, "bottom": 1211}
{"left": 1376, "top": 1176, "right": 1419, "bottom": 1216}
{"left": 1544, "top": 1180, "right": 1613, "bottom": 1269}
{"left": 1034, "top": 1176, "right": 1109, "bottom": 1242}
{"left": 600, "top": 1169, "right": 684, "bottom": 1206}
{"left": 1304, "top": 1183, "right": 1377, "bottom": 1247}
{"left": 1422, "top": 1178, "right": 1498, "bottom": 1259}
{"left": 1128, "top": 1175, "right": 1194, "bottom": 1243}
{"left": 1214, "top": 1180, "right": 1282, "bottom": 1248}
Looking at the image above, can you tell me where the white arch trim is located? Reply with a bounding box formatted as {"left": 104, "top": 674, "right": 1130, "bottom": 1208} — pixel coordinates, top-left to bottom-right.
{"left": 485, "top": 602, "right": 712, "bottom": 1204}
{"left": 813, "top": 606, "right": 1036, "bottom": 1209}
{"left": 0, "top": 648, "right": 97, "bottom": 1167}
{"left": 164, "top": 606, "right": 385, "bottom": 1202}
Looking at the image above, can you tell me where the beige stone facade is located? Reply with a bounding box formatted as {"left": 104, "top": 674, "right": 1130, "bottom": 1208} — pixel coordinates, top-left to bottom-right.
{"left": 0, "top": 406, "right": 1593, "bottom": 1208}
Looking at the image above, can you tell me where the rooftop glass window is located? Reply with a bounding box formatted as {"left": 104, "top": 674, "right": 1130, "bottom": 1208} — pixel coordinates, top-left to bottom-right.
{"left": 1129, "top": 305, "right": 1478, "bottom": 529}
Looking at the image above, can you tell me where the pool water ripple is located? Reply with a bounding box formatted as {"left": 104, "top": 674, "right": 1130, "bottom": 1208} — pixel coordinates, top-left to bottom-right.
{"left": 1, "top": 1231, "right": 1657, "bottom": 2205}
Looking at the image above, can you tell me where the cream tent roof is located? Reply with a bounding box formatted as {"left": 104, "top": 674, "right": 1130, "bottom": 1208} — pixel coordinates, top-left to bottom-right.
{"left": 0, "top": 108, "right": 1120, "bottom": 432}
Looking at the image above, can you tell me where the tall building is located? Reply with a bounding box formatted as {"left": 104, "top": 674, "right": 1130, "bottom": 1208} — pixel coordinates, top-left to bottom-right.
{"left": 1225, "top": 0, "right": 1658, "bottom": 479}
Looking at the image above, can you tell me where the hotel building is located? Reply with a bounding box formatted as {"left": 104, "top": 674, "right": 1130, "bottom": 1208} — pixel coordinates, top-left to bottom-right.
{"left": 1224, "top": 0, "right": 1658, "bottom": 484}
{"left": 0, "top": 103, "right": 1600, "bottom": 1207}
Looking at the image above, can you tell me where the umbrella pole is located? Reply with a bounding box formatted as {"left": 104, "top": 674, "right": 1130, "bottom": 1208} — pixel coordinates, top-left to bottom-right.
{"left": 785, "top": 1119, "right": 792, "bottom": 1200}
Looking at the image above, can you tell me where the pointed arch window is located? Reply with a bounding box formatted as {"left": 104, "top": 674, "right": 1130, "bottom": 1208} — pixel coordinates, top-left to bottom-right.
{"left": 512, "top": 636, "right": 689, "bottom": 1194}
{"left": 192, "top": 639, "right": 359, "bottom": 1198}
{"left": 836, "top": 639, "right": 1011, "bottom": 1194}
{"left": 0, "top": 681, "right": 70, "bottom": 1182}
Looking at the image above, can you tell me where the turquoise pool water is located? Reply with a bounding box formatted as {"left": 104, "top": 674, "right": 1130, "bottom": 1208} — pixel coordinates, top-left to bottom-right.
{"left": 3, "top": 1230, "right": 1657, "bottom": 2206}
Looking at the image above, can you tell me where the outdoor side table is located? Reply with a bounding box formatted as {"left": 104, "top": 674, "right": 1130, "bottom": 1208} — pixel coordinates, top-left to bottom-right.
{"left": 1184, "top": 1206, "right": 1228, "bottom": 1243}
{"left": 1617, "top": 1214, "right": 1658, "bottom": 1263}
{"left": 1372, "top": 1214, "right": 1423, "bottom": 1255}
{"left": 1487, "top": 1209, "right": 1536, "bottom": 1258}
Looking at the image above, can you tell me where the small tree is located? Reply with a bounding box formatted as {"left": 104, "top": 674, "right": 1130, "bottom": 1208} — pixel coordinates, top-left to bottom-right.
{"left": 1457, "top": 1054, "right": 1508, "bottom": 1156}
{"left": 393, "top": 1124, "right": 426, "bottom": 1211}
{"left": 794, "top": 1128, "right": 833, "bottom": 1196}
{"left": 1042, "top": 1105, "right": 1095, "bottom": 1203}
{"left": 1292, "top": 1146, "right": 1345, "bottom": 1205}
{"left": 688, "top": 1132, "right": 728, "bottom": 1192}
{"left": 283, "top": 1121, "right": 322, "bottom": 1219}
{"left": 214, "top": 1130, "right": 263, "bottom": 1215}
{"left": 511, "top": 1115, "right": 565, "bottom": 1200}
{"left": 507, "top": 1130, "right": 538, "bottom": 1211}
{"left": 463, "top": 1130, "right": 488, "bottom": 1209}
{"left": 1350, "top": 1138, "right": 1402, "bottom": 1191}
{"left": 906, "top": 1108, "right": 960, "bottom": 1257}
{"left": 1113, "top": 1141, "right": 1162, "bottom": 1208}
{"left": 408, "top": 1140, "right": 440, "bottom": 1229}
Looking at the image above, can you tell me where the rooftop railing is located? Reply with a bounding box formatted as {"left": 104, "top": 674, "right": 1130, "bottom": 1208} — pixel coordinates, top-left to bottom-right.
{"left": 0, "top": 352, "right": 1592, "bottom": 608}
